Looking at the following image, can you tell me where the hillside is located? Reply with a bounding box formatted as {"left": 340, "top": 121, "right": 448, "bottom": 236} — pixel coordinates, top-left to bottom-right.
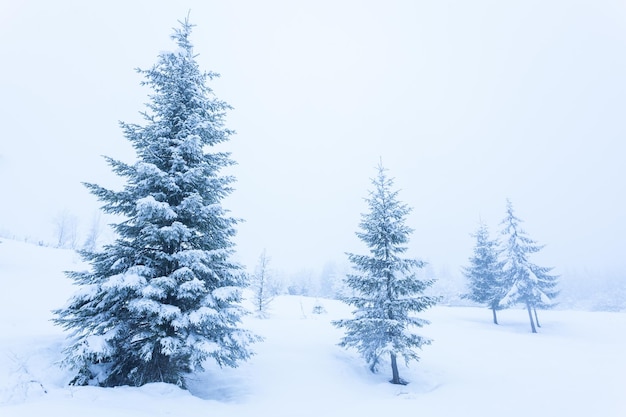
{"left": 0, "top": 238, "right": 624, "bottom": 416}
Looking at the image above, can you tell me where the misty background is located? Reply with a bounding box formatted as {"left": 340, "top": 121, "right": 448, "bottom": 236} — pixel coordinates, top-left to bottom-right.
{"left": 1, "top": 1, "right": 624, "bottom": 307}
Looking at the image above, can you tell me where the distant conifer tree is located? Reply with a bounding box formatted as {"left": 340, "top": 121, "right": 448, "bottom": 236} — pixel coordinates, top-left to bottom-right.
{"left": 499, "top": 200, "right": 559, "bottom": 333}
{"left": 462, "top": 221, "right": 506, "bottom": 324}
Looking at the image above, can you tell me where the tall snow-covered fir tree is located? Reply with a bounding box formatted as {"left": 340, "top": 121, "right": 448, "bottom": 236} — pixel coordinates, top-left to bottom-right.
{"left": 53, "top": 18, "right": 257, "bottom": 388}
{"left": 462, "top": 220, "right": 506, "bottom": 324}
{"left": 333, "top": 163, "right": 438, "bottom": 385}
{"left": 499, "top": 199, "right": 559, "bottom": 333}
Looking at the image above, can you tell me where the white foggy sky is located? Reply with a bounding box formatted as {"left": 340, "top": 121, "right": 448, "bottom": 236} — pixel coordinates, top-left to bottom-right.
{"left": 1, "top": 0, "right": 625, "bottom": 277}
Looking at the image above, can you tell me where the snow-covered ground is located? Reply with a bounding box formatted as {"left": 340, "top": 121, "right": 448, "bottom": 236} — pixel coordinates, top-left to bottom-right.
{"left": 1, "top": 238, "right": 624, "bottom": 416}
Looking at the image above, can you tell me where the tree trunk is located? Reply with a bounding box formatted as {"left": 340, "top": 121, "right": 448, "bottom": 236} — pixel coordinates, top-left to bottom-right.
{"left": 533, "top": 307, "right": 541, "bottom": 328}
{"left": 492, "top": 307, "right": 499, "bottom": 325}
{"left": 390, "top": 352, "right": 401, "bottom": 385}
{"left": 526, "top": 302, "right": 537, "bottom": 333}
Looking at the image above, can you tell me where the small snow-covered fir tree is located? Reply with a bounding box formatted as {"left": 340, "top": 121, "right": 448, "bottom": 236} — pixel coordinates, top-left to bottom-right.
{"left": 462, "top": 220, "right": 506, "bottom": 324}
{"left": 333, "top": 163, "right": 438, "bottom": 385}
{"left": 499, "top": 199, "right": 559, "bottom": 333}
{"left": 53, "top": 18, "right": 257, "bottom": 388}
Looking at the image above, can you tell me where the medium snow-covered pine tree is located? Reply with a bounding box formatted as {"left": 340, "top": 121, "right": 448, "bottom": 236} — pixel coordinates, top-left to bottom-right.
{"left": 499, "top": 199, "right": 559, "bottom": 333}
{"left": 333, "top": 163, "right": 438, "bottom": 385}
{"left": 462, "top": 220, "right": 506, "bottom": 324}
{"left": 53, "top": 18, "right": 257, "bottom": 388}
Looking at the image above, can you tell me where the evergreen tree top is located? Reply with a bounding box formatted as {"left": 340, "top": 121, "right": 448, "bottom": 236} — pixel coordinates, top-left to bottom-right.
{"left": 466, "top": 220, "right": 501, "bottom": 262}
{"left": 357, "top": 163, "right": 414, "bottom": 260}
{"left": 171, "top": 16, "right": 195, "bottom": 53}
{"left": 500, "top": 199, "right": 544, "bottom": 260}
{"left": 123, "top": 16, "right": 233, "bottom": 164}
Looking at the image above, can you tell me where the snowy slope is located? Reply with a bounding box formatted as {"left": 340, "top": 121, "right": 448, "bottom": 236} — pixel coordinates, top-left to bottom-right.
{"left": 1, "top": 238, "right": 624, "bottom": 416}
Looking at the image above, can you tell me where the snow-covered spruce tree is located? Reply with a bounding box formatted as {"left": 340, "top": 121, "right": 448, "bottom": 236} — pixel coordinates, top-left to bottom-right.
{"left": 53, "top": 18, "right": 257, "bottom": 388}
{"left": 333, "top": 163, "right": 438, "bottom": 385}
{"left": 462, "top": 220, "right": 506, "bottom": 324}
{"left": 499, "top": 199, "right": 559, "bottom": 333}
